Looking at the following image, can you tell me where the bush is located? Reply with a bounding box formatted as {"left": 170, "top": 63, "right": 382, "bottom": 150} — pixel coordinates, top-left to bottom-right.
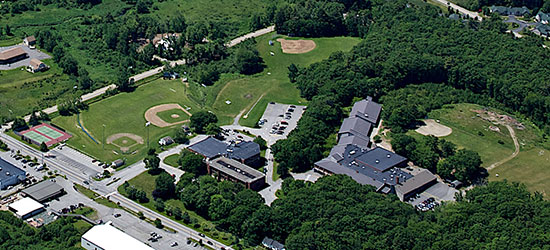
{"left": 154, "top": 218, "right": 163, "bottom": 229}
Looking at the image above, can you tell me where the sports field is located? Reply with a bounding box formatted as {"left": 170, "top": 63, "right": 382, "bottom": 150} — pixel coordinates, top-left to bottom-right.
{"left": 19, "top": 123, "right": 72, "bottom": 147}
{"left": 52, "top": 79, "right": 200, "bottom": 165}
{"left": 201, "top": 33, "right": 362, "bottom": 126}
{"left": 410, "top": 103, "right": 550, "bottom": 197}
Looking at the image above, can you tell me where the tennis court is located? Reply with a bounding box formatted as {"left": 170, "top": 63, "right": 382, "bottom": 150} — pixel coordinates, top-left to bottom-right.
{"left": 36, "top": 126, "right": 64, "bottom": 139}
{"left": 22, "top": 131, "right": 51, "bottom": 144}
{"left": 19, "top": 123, "right": 72, "bottom": 147}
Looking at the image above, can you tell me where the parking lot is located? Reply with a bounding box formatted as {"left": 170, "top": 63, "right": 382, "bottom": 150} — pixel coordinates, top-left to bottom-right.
{"left": 258, "top": 102, "right": 306, "bottom": 140}
{"left": 408, "top": 182, "right": 458, "bottom": 210}
{"left": 50, "top": 145, "right": 102, "bottom": 178}
{"left": 0, "top": 150, "right": 46, "bottom": 197}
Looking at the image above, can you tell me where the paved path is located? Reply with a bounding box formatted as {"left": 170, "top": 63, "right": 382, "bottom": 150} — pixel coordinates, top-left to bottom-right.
{"left": 503, "top": 15, "right": 536, "bottom": 37}
{"left": 432, "top": 0, "right": 483, "bottom": 20}
{"left": 487, "top": 125, "right": 519, "bottom": 171}
{"left": 226, "top": 26, "right": 275, "bottom": 47}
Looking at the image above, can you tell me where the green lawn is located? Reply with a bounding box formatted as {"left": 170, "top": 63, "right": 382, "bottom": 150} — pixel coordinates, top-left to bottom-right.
{"left": 74, "top": 183, "right": 119, "bottom": 208}
{"left": 206, "top": 33, "right": 361, "bottom": 126}
{"left": 118, "top": 171, "right": 235, "bottom": 245}
{"left": 53, "top": 79, "right": 201, "bottom": 165}
{"left": 410, "top": 103, "right": 550, "bottom": 197}
{"left": 71, "top": 206, "right": 99, "bottom": 220}
{"left": 409, "top": 103, "right": 516, "bottom": 168}
{"left": 164, "top": 154, "right": 180, "bottom": 167}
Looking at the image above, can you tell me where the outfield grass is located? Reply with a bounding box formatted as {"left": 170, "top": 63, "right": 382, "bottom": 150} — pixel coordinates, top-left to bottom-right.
{"left": 53, "top": 79, "right": 200, "bottom": 165}
{"left": 118, "top": 171, "right": 235, "bottom": 245}
{"left": 163, "top": 154, "right": 180, "bottom": 168}
{"left": 205, "top": 33, "right": 361, "bottom": 126}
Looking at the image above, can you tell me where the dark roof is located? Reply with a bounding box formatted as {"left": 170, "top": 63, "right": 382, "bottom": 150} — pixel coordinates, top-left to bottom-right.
{"left": 315, "top": 158, "right": 385, "bottom": 189}
{"left": 349, "top": 96, "right": 381, "bottom": 125}
{"left": 538, "top": 11, "right": 550, "bottom": 21}
{"left": 261, "top": 237, "right": 285, "bottom": 250}
{"left": 188, "top": 137, "right": 228, "bottom": 159}
{"left": 209, "top": 157, "right": 264, "bottom": 183}
{"left": 354, "top": 147, "right": 408, "bottom": 172}
{"left": 0, "top": 157, "right": 25, "bottom": 182}
{"left": 227, "top": 141, "right": 260, "bottom": 161}
{"left": 339, "top": 117, "right": 372, "bottom": 139}
{"left": 490, "top": 5, "right": 530, "bottom": 15}
{"left": 395, "top": 170, "right": 436, "bottom": 195}
{"left": 337, "top": 134, "right": 369, "bottom": 149}
{"left": 22, "top": 180, "right": 63, "bottom": 202}
{"left": 0, "top": 47, "right": 27, "bottom": 61}
{"left": 189, "top": 137, "right": 260, "bottom": 161}
{"left": 26, "top": 36, "right": 36, "bottom": 43}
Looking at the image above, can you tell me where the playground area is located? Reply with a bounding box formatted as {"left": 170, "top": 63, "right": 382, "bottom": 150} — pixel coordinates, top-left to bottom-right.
{"left": 18, "top": 123, "right": 71, "bottom": 147}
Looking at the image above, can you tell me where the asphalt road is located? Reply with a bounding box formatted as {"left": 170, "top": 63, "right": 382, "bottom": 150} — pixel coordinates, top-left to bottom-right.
{"left": 432, "top": 0, "right": 483, "bottom": 20}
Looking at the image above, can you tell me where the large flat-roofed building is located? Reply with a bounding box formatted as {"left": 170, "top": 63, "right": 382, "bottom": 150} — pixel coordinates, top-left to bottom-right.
{"left": 395, "top": 170, "right": 437, "bottom": 201}
{"left": 0, "top": 47, "right": 28, "bottom": 64}
{"left": 22, "top": 180, "right": 64, "bottom": 202}
{"left": 315, "top": 145, "right": 412, "bottom": 194}
{"left": 0, "top": 157, "right": 26, "bottom": 190}
{"left": 81, "top": 221, "right": 154, "bottom": 250}
{"left": 8, "top": 197, "right": 45, "bottom": 219}
{"left": 208, "top": 157, "right": 265, "bottom": 191}
{"left": 188, "top": 136, "right": 261, "bottom": 167}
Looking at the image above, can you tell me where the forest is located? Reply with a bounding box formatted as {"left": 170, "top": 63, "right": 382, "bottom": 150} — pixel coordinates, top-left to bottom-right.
{"left": 0, "top": 211, "right": 87, "bottom": 250}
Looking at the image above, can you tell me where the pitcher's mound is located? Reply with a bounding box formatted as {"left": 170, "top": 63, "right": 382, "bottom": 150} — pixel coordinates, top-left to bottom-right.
{"left": 171, "top": 114, "right": 180, "bottom": 118}
{"left": 277, "top": 38, "right": 316, "bottom": 54}
{"left": 416, "top": 119, "right": 452, "bottom": 137}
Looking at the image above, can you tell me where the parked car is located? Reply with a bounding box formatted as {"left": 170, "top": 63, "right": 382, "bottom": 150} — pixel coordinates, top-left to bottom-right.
{"left": 290, "top": 105, "right": 296, "bottom": 108}
{"left": 198, "top": 233, "right": 205, "bottom": 237}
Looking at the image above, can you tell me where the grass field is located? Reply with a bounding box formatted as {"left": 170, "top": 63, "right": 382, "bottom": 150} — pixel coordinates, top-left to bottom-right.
{"left": 202, "top": 33, "right": 361, "bottom": 126}
{"left": 410, "top": 103, "right": 550, "bottom": 197}
{"left": 118, "top": 171, "right": 235, "bottom": 245}
{"left": 163, "top": 154, "right": 180, "bottom": 167}
{"left": 156, "top": 109, "right": 190, "bottom": 124}
{"left": 53, "top": 79, "right": 200, "bottom": 165}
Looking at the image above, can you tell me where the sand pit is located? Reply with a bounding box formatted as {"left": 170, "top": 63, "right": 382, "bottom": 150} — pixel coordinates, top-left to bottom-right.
{"left": 145, "top": 103, "right": 192, "bottom": 128}
{"left": 415, "top": 119, "right": 452, "bottom": 137}
{"left": 277, "top": 38, "right": 316, "bottom": 54}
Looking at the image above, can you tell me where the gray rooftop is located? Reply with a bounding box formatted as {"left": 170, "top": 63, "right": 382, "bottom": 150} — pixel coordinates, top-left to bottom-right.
{"left": 209, "top": 157, "right": 264, "bottom": 183}
{"left": 262, "top": 237, "right": 285, "bottom": 250}
{"left": 538, "top": 11, "right": 550, "bottom": 21}
{"left": 188, "top": 137, "right": 228, "bottom": 159}
{"left": 315, "top": 158, "right": 385, "bottom": 189}
{"left": 339, "top": 117, "right": 372, "bottom": 139}
{"left": 227, "top": 141, "right": 260, "bottom": 161}
{"left": 337, "top": 134, "right": 370, "bottom": 149}
{"left": 354, "top": 147, "right": 408, "bottom": 172}
{"left": 22, "top": 180, "right": 64, "bottom": 202}
{"left": 0, "top": 157, "right": 25, "bottom": 182}
{"left": 349, "top": 96, "right": 381, "bottom": 125}
{"left": 395, "top": 170, "right": 436, "bottom": 195}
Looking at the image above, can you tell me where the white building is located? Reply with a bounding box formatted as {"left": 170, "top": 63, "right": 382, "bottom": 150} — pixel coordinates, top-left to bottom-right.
{"left": 8, "top": 197, "right": 45, "bottom": 219}
{"left": 81, "top": 221, "right": 155, "bottom": 250}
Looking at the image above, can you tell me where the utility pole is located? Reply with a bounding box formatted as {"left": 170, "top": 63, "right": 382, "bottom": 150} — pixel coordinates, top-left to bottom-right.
{"left": 145, "top": 122, "right": 151, "bottom": 148}
{"left": 102, "top": 124, "right": 106, "bottom": 150}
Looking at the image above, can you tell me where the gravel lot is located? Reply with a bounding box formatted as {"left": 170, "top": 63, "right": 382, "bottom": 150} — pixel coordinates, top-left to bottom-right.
{"left": 0, "top": 44, "right": 52, "bottom": 70}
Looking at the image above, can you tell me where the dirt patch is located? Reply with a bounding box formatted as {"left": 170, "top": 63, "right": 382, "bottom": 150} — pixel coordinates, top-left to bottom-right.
{"left": 106, "top": 133, "right": 144, "bottom": 152}
{"left": 244, "top": 94, "right": 253, "bottom": 99}
{"left": 415, "top": 119, "right": 452, "bottom": 137}
{"left": 144, "top": 103, "right": 192, "bottom": 128}
{"left": 276, "top": 38, "right": 316, "bottom": 54}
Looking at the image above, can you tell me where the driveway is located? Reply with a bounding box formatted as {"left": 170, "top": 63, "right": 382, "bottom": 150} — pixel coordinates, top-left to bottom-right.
{"left": 503, "top": 15, "right": 536, "bottom": 33}
{"left": 0, "top": 44, "right": 51, "bottom": 70}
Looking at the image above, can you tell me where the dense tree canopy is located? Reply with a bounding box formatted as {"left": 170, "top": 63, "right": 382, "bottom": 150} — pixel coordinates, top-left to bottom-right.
{"left": 190, "top": 111, "right": 218, "bottom": 133}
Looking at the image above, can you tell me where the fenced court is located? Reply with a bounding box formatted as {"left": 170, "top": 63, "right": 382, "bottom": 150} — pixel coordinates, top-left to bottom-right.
{"left": 19, "top": 123, "right": 72, "bottom": 147}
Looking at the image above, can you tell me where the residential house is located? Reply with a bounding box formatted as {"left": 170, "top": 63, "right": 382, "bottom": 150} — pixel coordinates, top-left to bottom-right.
{"left": 27, "top": 58, "right": 48, "bottom": 73}
{"left": 158, "top": 136, "right": 174, "bottom": 146}
{"left": 262, "top": 237, "right": 285, "bottom": 250}
{"left": 490, "top": 6, "right": 530, "bottom": 16}
{"left": 24, "top": 36, "right": 36, "bottom": 48}
{"left": 536, "top": 11, "right": 550, "bottom": 24}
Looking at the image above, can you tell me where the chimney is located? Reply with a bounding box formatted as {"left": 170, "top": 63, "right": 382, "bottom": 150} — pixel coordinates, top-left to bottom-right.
{"left": 396, "top": 176, "right": 399, "bottom": 184}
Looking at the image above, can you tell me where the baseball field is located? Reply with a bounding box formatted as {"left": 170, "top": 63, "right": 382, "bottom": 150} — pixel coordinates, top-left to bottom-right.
{"left": 52, "top": 79, "right": 200, "bottom": 166}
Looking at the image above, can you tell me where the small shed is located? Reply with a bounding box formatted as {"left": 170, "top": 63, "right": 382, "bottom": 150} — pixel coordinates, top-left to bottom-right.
{"left": 24, "top": 36, "right": 36, "bottom": 47}
{"left": 158, "top": 136, "right": 174, "bottom": 146}
{"left": 451, "top": 180, "right": 463, "bottom": 188}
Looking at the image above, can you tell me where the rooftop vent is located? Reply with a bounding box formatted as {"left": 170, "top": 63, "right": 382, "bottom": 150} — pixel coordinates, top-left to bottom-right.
{"left": 0, "top": 167, "right": 2, "bottom": 171}
{"left": 375, "top": 159, "right": 380, "bottom": 164}
{"left": 5, "top": 172, "right": 9, "bottom": 176}
{"left": 364, "top": 114, "right": 369, "bottom": 118}
{"left": 349, "top": 150, "right": 356, "bottom": 155}
{"left": 387, "top": 154, "right": 391, "bottom": 158}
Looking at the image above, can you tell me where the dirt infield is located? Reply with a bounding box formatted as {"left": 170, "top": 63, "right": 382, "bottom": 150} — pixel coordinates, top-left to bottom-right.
{"left": 415, "top": 119, "right": 453, "bottom": 137}
{"left": 144, "top": 103, "right": 192, "bottom": 128}
{"left": 276, "top": 38, "right": 316, "bottom": 54}
{"left": 106, "top": 133, "right": 144, "bottom": 152}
